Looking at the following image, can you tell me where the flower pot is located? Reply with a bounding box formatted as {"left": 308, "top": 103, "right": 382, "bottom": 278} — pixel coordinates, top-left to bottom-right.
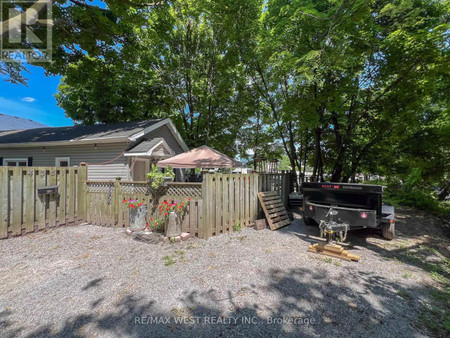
{"left": 129, "top": 205, "right": 147, "bottom": 230}
{"left": 165, "top": 211, "right": 181, "bottom": 237}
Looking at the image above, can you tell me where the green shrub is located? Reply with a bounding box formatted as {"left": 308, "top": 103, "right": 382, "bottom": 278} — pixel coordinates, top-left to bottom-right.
{"left": 233, "top": 222, "right": 242, "bottom": 232}
{"left": 385, "top": 188, "right": 450, "bottom": 219}
{"left": 146, "top": 165, "right": 175, "bottom": 189}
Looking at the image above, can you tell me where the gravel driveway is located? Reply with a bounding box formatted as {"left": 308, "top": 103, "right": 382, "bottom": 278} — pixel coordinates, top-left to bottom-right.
{"left": 0, "top": 208, "right": 448, "bottom": 337}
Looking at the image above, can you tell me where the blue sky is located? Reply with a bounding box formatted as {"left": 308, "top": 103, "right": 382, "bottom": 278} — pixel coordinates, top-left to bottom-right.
{"left": 0, "top": 65, "right": 73, "bottom": 127}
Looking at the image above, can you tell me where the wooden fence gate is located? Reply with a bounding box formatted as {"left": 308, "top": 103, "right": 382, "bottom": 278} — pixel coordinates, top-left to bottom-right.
{"left": 0, "top": 166, "right": 87, "bottom": 239}
{"left": 202, "top": 174, "right": 259, "bottom": 238}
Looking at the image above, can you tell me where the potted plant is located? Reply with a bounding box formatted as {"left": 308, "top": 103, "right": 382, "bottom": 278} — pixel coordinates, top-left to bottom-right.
{"left": 155, "top": 198, "right": 190, "bottom": 238}
{"left": 145, "top": 218, "right": 165, "bottom": 233}
{"left": 146, "top": 165, "right": 175, "bottom": 189}
{"left": 123, "top": 199, "right": 147, "bottom": 230}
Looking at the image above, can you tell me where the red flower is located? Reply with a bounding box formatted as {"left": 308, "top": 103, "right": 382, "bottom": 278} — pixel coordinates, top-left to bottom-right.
{"left": 164, "top": 212, "right": 168, "bottom": 216}
{"left": 155, "top": 221, "right": 157, "bottom": 225}
{"left": 138, "top": 203, "right": 143, "bottom": 207}
{"left": 188, "top": 198, "right": 191, "bottom": 201}
{"left": 150, "top": 218, "right": 153, "bottom": 221}
{"left": 122, "top": 200, "right": 126, "bottom": 204}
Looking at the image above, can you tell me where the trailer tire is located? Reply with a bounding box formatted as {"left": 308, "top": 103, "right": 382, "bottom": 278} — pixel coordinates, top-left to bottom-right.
{"left": 303, "top": 217, "right": 317, "bottom": 226}
{"left": 381, "top": 222, "right": 395, "bottom": 240}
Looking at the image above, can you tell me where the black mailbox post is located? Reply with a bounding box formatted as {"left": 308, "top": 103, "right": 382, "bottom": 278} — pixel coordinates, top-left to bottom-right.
{"left": 37, "top": 185, "right": 59, "bottom": 195}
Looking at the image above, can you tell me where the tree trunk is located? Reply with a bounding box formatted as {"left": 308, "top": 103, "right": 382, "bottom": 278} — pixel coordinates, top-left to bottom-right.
{"left": 312, "top": 127, "right": 322, "bottom": 182}
{"left": 330, "top": 160, "right": 344, "bottom": 182}
{"left": 348, "top": 136, "right": 381, "bottom": 179}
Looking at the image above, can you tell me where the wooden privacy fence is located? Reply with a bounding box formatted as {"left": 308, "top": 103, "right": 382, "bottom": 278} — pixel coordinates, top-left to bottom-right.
{"left": 1, "top": 168, "right": 292, "bottom": 240}
{"left": 87, "top": 173, "right": 290, "bottom": 239}
{"left": 202, "top": 174, "right": 259, "bottom": 238}
{"left": 0, "top": 166, "right": 87, "bottom": 239}
{"left": 86, "top": 181, "right": 203, "bottom": 237}
{"left": 259, "top": 172, "right": 291, "bottom": 208}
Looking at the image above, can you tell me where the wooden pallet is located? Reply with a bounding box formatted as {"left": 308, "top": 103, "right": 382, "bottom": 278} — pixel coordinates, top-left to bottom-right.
{"left": 307, "top": 243, "right": 360, "bottom": 262}
{"left": 257, "top": 191, "right": 291, "bottom": 230}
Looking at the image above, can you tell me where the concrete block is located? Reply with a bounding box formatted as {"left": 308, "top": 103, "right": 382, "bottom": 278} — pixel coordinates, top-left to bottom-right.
{"left": 181, "top": 232, "right": 190, "bottom": 241}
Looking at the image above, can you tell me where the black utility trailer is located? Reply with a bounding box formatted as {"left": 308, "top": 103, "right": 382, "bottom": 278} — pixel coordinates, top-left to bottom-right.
{"left": 302, "top": 182, "right": 395, "bottom": 240}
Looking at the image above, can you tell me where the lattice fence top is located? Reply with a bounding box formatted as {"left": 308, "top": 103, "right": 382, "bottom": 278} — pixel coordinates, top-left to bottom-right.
{"left": 87, "top": 181, "right": 114, "bottom": 193}
{"left": 166, "top": 183, "right": 202, "bottom": 197}
{"left": 86, "top": 181, "right": 202, "bottom": 198}
{"left": 120, "top": 182, "right": 152, "bottom": 195}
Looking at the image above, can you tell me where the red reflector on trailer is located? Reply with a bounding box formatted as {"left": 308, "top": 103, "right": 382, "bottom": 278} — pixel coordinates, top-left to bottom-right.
{"left": 309, "top": 206, "right": 313, "bottom": 211}
{"left": 361, "top": 212, "right": 367, "bottom": 219}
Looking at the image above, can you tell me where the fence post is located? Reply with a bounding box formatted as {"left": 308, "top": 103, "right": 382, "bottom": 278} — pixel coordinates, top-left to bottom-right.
{"left": 77, "top": 166, "right": 87, "bottom": 222}
{"left": 23, "top": 168, "right": 35, "bottom": 232}
{"left": 198, "top": 176, "right": 210, "bottom": 239}
{"left": 0, "top": 167, "right": 8, "bottom": 238}
{"left": 111, "top": 178, "right": 120, "bottom": 226}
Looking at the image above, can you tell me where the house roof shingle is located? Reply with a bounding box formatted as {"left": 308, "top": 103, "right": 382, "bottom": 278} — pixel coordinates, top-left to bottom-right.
{"left": 125, "top": 138, "right": 163, "bottom": 154}
{"left": 0, "top": 119, "right": 163, "bottom": 145}
{"left": 0, "top": 113, "right": 47, "bottom": 131}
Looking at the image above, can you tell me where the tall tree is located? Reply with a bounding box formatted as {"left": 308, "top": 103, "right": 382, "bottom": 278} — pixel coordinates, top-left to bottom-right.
{"left": 259, "top": 0, "right": 449, "bottom": 181}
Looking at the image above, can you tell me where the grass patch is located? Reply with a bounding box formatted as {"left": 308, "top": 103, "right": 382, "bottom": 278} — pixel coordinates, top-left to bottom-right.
{"left": 419, "top": 286, "right": 450, "bottom": 336}
{"left": 233, "top": 222, "right": 242, "bottom": 232}
{"left": 402, "top": 272, "right": 412, "bottom": 279}
{"left": 186, "top": 243, "right": 198, "bottom": 250}
{"left": 397, "top": 290, "right": 413, "bottom": 300}
{"left": 431, "top": 271, "right": 449, "bottom": 284}
{"left": 309, "top": 255, "right": 333, "bottom": 264}
{"left": 163, "top": 251, "right": 186, "bottom": 266}
{"left": 163, "top": 255, "right": 175, "bottom": 266}
{"left": 399, "top": 247, "right": 449, "bottom": 281}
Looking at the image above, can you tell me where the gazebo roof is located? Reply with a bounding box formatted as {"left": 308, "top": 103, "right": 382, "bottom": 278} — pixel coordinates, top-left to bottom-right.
{"left": 156, "top": 145, "right": 241, "bottom": 168}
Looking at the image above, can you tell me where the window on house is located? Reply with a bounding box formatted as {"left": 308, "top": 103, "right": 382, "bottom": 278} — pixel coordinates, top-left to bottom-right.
{"left": 55, "top": 157, "right": 70, "bottom": 167}
{"left": 4, "top": 158, "right": 28, "bottom": 167}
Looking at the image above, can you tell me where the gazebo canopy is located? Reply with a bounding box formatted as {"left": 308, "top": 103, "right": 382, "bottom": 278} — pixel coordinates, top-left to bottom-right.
{"left": 156, "top": 145, "right": 242, "bottom": 168}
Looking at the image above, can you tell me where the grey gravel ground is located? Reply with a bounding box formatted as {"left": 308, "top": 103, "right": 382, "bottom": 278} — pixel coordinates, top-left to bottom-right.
{"left": 0, "top": 208, "right": 448, "bottom": 337}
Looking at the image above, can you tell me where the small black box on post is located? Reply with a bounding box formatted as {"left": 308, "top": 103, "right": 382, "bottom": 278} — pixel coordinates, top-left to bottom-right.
{"left": 37, "top": 185, "right": 59, "bottom": 195}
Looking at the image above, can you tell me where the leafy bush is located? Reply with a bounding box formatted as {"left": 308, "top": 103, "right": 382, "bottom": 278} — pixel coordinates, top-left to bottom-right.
{"left": 233, "top": 222, "right": 242, "bottom": 232}
{"left": 385, "top": 188, "right": 450, "bottom": 219}
{"left": 363, "top": 172, "right": 450, "bottom": 219}
{"left": 146, "top": 165, "right": 175, "bottom": 189}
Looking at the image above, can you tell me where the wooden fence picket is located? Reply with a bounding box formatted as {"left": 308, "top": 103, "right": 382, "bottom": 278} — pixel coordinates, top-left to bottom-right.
{"left": 0, "top": 166, "right": 87, "bottom": 239}
{"left": 0, "top": 167, "right": 291, "bottom": 240}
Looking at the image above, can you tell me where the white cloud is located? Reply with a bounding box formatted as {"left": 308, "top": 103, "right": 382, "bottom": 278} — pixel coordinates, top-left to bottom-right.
{"left": 0, "top": 97, "right": 50, "bottom": 119}
{"left": 21, "top": 97, "right": 36, "bottom": 103}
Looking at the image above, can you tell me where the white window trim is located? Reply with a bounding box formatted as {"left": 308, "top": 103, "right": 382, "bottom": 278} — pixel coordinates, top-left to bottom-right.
{"left": 4, "top": 158, "right": 28, "bottom": 166}
{"left": 55, "top": 157, "right": 71, "bottom": 167}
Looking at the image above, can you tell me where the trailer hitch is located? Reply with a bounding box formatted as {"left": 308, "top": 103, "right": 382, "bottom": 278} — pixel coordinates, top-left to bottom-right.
{"left": 318, "top": 206, "right": 350, "bottom": 243}
{"left": 307, "top": 206, "right": 359, "bottom": 262}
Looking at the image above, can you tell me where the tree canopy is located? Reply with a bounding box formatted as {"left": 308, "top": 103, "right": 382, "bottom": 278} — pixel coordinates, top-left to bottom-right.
{"left": 2, "top": 0, "right": 449, "bottom": 192}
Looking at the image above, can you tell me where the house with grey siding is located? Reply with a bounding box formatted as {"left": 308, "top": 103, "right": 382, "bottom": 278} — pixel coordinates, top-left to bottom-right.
{"left": 0, "top": 119, "right": 189, "bottom": 181}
